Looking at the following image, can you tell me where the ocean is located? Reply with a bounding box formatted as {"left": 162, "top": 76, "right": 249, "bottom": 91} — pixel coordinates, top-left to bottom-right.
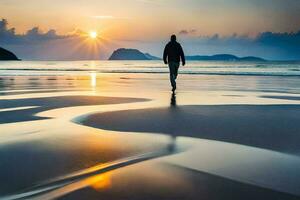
{"left": 0, "top": 60, "right": 300, "bottom": 76}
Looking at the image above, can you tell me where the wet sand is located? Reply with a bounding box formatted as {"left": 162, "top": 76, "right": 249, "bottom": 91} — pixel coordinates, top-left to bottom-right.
{"left": 0, "top": 95, "right": 148, "bottom": 123}
{"left": 1, "top": 74, "right": 300, "bottom": 199}
{"left": 60, "top": 163, "right": 300, "bottom": 200}
{"left": 80, "top": 104, "right": 300, "bottom": 155}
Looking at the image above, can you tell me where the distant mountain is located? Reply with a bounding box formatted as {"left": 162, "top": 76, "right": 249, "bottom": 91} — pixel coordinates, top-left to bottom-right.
{"left": 239, "top": 56, "right": 266, "bottom": 61}
{"left": 144, "top": 53, "right": 161, "bottom": 60}
{"left": 109, "top": 48, "right": 161, "bottom": 60}
{"left": 109, "top": 48, "right": 150, "bottom": 60}
{"left": 0, "top": 47, "right": 20, "bottom": 60}
{"left": 186, "top": 54, "right": 265, "bottom": 61}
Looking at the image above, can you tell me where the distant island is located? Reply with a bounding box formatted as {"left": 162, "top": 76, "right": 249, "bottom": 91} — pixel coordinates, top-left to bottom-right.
{"left": 0, "top": 47, "right": 20, "bottom": 60}
{"left": 186, "top": 54, "right": 266, "bottom": 61}
{"left": 109, "top": 48, "right": 160, "bottom": 60}
{"left": 109, "top": 48, "right": 265, "bottom": 62}
{"left": 144, "top": 53, "right": 161, "bottom": 60}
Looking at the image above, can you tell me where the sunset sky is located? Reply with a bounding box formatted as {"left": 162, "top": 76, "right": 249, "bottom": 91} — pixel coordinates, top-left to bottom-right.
{"left": 1, "top": 0, "right": 300, "bottom": 60}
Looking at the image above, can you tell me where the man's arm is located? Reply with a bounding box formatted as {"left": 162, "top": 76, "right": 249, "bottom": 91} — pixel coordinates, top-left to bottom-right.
{"left": 179, "top": 45, "right": 185, "bottom": 66}
{"left": 163, "top": 45, "right": 168, "bottom": 64}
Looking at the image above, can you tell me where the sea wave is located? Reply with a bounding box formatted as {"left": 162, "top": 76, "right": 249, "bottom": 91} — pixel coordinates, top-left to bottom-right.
{"left": 0, "top": 60, "right": 300, "bottom": 76}
{"left": 0, "top": 68, "right": 300, "bottom": 76}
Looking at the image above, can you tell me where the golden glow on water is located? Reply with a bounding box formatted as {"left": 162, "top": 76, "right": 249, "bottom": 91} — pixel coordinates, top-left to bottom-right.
{"left": 90, "top": 173, "right": 112, "bottom": 191}
{"left": 90, "top": 72, "right": 97, "bottom": 88}
{"left": 30, "top": 173, "right": 113, "bottom": 199}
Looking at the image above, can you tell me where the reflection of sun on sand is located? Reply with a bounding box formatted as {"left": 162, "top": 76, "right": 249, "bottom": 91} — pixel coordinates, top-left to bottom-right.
{"left": 35, "top": 173, "right": 113, "bottom": 199}
{"left": 90, "top": 173, "right": 112, "bottom": 191}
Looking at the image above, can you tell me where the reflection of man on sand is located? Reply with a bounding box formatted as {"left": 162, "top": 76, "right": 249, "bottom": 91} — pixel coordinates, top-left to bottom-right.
{"left": 170, "top": 92, "right": 177, "bottom": 107}
{"left": 163, "top": 35, "right": 186, "bottom": 93}
{"left": 167, "top": 91, "right": 178, "bottom": 152}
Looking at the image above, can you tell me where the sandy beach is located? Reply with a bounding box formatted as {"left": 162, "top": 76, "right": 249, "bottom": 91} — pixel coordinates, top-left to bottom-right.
{"left": 1, "top": 72, "right": 300, "bottom": 199}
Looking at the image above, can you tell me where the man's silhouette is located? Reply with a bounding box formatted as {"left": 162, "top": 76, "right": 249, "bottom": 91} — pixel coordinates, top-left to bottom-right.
{"left": 163, "top": 35, "right": 185, "bottom": 92}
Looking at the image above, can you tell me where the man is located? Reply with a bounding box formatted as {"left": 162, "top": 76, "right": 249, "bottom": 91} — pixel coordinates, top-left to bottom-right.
{"left": 163, "top": 35, "right": 185, "bottom": 92}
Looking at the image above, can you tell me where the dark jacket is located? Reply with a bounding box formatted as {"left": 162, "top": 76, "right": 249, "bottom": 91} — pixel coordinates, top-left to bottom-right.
{"left": 163, "top": 41, "right": 185, "bottom": 64}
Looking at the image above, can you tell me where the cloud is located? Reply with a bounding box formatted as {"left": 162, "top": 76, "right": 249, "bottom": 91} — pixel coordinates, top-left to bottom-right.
{"left": 256, "top": 31, "right": 300, "bottom": 49}
{"left": 180, "top": 31, "right": 300, "bottom": 60}
{"left": 135, "top": 0, "right": 165, "bottom": 5}
{"left": 91, "top": 15, "right": 115, "bottom": 19}
{"left": 179, "top": 29, "right": 197, "bottom": 35}
{"left": 0, "top": 19, "right": 73, "bottom": 45}
{"left": 218, "top": 31, "right": 300, "bottom": 53}
{"left": 179, "top": 30, "right": 188, "bottom": 35}
{"left": 90, "top": 15, "right": 131, "bottom": 20}
{"left": 0, "top": 19, "right": 106, "bottom": 60}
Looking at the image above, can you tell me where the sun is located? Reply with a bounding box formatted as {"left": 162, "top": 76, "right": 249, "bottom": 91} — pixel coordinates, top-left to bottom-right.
{"left": 89, "top": 31, "right": 98, "bottom": 39}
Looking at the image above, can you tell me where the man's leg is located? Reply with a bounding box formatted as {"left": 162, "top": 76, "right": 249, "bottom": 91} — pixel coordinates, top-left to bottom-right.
{"left": 168, "top": 62, "right": 176, "bottom": 91}
{"left": 174, "top": 63, "right": 180, "bottom": 79}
